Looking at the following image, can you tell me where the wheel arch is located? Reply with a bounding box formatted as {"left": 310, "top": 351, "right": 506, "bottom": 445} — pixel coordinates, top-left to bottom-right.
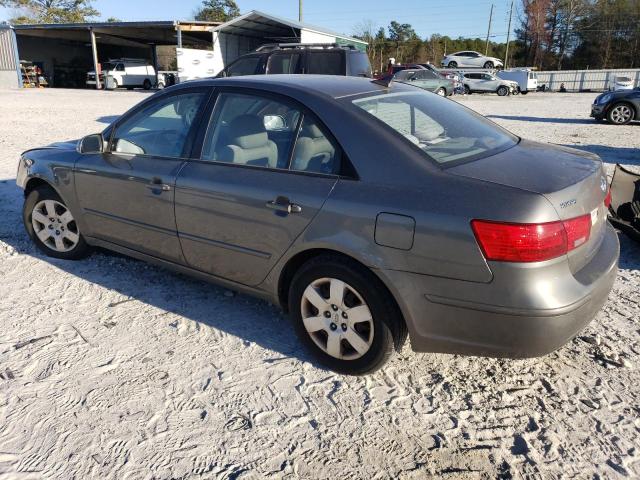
{"left": 24, "top": 177, "right": 60, "bottom": 198}
{"left": 277, "top": 247, "right": 409, "bottom": 351}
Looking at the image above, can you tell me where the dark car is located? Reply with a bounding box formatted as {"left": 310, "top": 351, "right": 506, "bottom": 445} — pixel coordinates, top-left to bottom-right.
{"left": 591, "top": 88, "right": 640, "bottom": 125}
{"left": 17, "top": 75, "right": 618, "bottom": 375}
{"left": 218, "top": 43, "right": 372, "bottom": 78}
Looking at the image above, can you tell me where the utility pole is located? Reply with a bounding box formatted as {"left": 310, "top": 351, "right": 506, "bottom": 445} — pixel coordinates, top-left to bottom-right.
{"left": 504, "top": 0, "right": 514, "bottom": 69}
{"left": 299, "top": 0, "right": 303, "bottom": 22}
{"left": 485, "top": 4, "right": 494, "bottom": 56}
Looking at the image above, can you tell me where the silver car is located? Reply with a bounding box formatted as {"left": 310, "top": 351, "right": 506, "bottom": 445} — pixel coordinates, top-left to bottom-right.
{"left": 462, "top": 72, "right": 518, "bottom": 96}
{"left": 17, "top": 75, "right": 618, "bottom": 375}
{"left": 441, "top": 51, "right": 504, "bottom": 69}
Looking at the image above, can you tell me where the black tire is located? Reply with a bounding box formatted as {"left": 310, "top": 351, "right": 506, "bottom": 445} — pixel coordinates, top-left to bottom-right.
{"left": 607, "top": 102, "right": 635, "bottom": 125}
{"left": 520, "top": 90, "right": 528, "bottom": 95}
{"left": 143, "top": 79, "right": 152, "bottom": 90}
{"left": 464, "top": 85, "right": 471, "bottom": 95}
{"left": 288, "top": 255, "right": 407, "bottom": 375}
{"left": 447, "top": 61, "right": 458, "bottom": 68}
{"left": 497, "top": 85, "right": 509, "bottom": 96}
{"left": 483, "top": 61, "right": 494, "bottom": 69}
{"left": 23, "top": 186, "right": 91, "bottom": 260}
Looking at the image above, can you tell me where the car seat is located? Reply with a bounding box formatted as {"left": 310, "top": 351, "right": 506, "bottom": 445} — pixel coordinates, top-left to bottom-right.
{"left": 217, "top": 114, "right": 278, "bottom": 168}
{"left": 292, "top": 122, "right": 335, "bottom": 173}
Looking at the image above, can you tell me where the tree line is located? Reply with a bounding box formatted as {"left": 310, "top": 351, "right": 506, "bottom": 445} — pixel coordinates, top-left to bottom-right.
{"left": 2, "top": 0, "right": 637, "bottom": 71}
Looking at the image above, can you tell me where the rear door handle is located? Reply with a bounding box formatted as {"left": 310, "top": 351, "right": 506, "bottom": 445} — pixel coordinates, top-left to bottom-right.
{"left": 266, "top": 196, "right": 302, "bottom": 214}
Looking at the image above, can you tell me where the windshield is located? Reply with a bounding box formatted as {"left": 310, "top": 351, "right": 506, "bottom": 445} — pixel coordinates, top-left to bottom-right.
{"left": 351, "top": 91, "right": 518, "bottom": 165}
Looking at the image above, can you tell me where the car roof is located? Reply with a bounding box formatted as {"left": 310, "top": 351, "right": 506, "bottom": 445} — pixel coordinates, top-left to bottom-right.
{"left": 177, "top": 74, "right": 416, "bottom": 99}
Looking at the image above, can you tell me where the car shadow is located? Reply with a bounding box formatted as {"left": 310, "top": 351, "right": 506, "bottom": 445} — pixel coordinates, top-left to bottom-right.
{"left": 0, "top": 179, "right": 323, "bottom": 370}
{"left": 560, "top": 144, "right": 640, "bottom": 166}
{"left": 486, "top": 114, "right": 596, "bottom": 125}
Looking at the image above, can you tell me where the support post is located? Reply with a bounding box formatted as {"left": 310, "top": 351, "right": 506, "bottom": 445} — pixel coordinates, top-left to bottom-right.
{"left": 485, "top": 4, "right": 494, "bottom": 56}
{"left": 177, "top": 26, "right": 183, "bottom": 48}
{"left": 151, "top": 44, "right": 159, "bottom": 88}
{"left": 504, "top": 1, "right": 513, "bottom": 69}
{"left": 299, "top": 0, "right": 303, "bottom": 22}
{"left": 89, "top": 28, "right": 101, "bottom": 89}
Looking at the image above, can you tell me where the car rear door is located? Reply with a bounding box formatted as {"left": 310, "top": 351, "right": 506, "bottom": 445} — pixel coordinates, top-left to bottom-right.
{"left": 174, "top": 89, "right": 341, "bottom": 286}
{"left": 74, "top": 87, "right": 210, "bottom": 263}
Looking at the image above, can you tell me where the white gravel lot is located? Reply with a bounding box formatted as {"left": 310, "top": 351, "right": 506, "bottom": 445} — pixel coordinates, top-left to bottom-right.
{"left": 1, "top": 88, "right": 639, "bottom": 479}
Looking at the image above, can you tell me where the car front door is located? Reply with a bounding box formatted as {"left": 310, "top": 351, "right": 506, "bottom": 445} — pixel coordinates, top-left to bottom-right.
{"left": 175, "top": 89, "right": 340, "bottom": 286}
{"left": 74, "top": 88, "right": 210, "bottom": 263}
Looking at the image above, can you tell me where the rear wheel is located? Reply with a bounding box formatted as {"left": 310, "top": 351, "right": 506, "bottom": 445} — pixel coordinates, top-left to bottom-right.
{"left": 464, "top": 85, "right": 471, "bottom": 95}
{"left": 435, "top": 87, "right": 446, "bottom": 96}
{"left": 497, "top": 85, "right": 509, "bottom": 96}
{"left": 447, "top": 61, "right": 458, "bottom": 68}
{"left": 288, "top": 255, "right": 406, "bottom": 375}
{"left": 143, "top": 79, "right": 152, "bottom": 90}
{"left": 607, "top": 103, "right": 634, "bottom": 125}
{"left": 520, "top": 90, "right": 528, "bottom": 95}
{"left": 23, "top": 186, "right": 91, "bottom": 260}
{"left": 483, "top": 61, "right": 494, "bottom": 69}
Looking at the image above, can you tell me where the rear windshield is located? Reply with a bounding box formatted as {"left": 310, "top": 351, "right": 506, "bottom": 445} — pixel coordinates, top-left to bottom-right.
{"left": 351, "top": 91, "right": 518, "bottom": 165}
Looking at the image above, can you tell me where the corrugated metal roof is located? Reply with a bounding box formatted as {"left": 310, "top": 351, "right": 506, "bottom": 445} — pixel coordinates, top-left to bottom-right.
{"left": 13, "top": 20, "right": 220, "bottom": 30}
{"left": 212, "top": 10, "right": 367, "bottom": 45}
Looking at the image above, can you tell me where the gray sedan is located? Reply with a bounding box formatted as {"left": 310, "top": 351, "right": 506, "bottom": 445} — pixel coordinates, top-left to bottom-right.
{"left": 17, "top": 75, "right": 618, "bottom": 375}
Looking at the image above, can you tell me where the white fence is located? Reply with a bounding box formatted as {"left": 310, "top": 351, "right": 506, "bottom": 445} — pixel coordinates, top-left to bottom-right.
{"left": 536, "top": 69, "right": 640, "bottom": 92}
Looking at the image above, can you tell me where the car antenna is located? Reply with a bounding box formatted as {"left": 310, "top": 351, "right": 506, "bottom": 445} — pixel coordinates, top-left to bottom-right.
{"left": 372, "top": 74, "right": 393, "bottom": 88}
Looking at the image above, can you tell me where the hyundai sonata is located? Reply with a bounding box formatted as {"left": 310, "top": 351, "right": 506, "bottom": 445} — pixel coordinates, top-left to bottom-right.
{"left": 17, "top": 75, "right": 618, "bottom": 374}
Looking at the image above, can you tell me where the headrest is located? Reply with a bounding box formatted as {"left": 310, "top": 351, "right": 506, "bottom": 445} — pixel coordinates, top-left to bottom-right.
{"left": 229, "top": 114, "right": 269, "bottom": 149}
{"left": 301, "top": 122, "right": 324, "bottom": 139}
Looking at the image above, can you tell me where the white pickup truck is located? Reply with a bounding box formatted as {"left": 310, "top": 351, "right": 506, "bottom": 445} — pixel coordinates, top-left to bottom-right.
{"left": 86, "top": 59, "right": 156, "bottom": 90}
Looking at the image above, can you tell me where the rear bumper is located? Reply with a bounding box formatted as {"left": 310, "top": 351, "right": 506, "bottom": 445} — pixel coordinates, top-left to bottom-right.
{"left": 378, "top": 222, "right": 619, "bottom": 358}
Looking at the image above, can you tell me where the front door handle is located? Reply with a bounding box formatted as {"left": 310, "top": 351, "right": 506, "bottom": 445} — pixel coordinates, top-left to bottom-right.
{"left": 266, "top": 196, "right": 302, "bottom": 214}
{"left": 146, "top": 177, "right": 171, "bottom": 192}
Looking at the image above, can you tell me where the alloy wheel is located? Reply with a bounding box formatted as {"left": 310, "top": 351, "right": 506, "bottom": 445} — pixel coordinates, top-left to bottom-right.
{"left": 300, "top": 277, "right": 374, "bottom": 360}
{"left": 610, "top": 105, "right": 632, "bottom": 124}
{"left": 436, "top": 88, "right": 446, "bottom": 96}
{"left": 31, "top": 200, "right": 80, "bottom": 252}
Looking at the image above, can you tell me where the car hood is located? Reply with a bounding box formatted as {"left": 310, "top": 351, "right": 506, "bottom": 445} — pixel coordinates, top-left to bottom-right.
{"left": 23, "top": 140, "right": 78, "bottom": 156}
{"left": 596, "top": 88, "right": 639, "bottom": 102}
{"left": 446, "top": 139, "right": 601, "bottom": 195}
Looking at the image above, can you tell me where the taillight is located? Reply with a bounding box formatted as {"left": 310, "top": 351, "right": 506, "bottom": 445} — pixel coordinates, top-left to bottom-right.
{"left": 604, "top": 188, "right": 612, "bottom": 209}
{"left": 471, "top": 215, "right": 591, "bottom": 262}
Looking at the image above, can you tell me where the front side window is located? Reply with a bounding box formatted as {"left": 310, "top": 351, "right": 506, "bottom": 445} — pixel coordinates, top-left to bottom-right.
{"left": 112, "top": 91, "right": 206, "bottom": 158}
{"left": 351, "top": 91, "right": 517, "bottom": 165}
{"left": 226, "top": 56, "right": 261, "bottom": 77}
{"left": 202, "top": 92, "right": 301, "bottom": 169}
{"left": 267, "top": 53, "right": 301, "bottom": 74}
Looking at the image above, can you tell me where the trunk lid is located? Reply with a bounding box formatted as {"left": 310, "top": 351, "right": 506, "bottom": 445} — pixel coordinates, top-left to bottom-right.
{"left": 448, "top": 139, "right": 609, "bottom": 273}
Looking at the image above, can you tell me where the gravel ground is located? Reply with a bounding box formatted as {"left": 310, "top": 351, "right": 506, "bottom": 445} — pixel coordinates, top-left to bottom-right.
{"left": 1, "top": 89, "right": 639, "bottom": 479}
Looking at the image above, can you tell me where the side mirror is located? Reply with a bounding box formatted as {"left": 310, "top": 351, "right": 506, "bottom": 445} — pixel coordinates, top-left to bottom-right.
{"left": 263, "top": 115, "right": 286, "bottom": 131}
{"left": 77, "top": 134, "right": 104, "bottom": 154}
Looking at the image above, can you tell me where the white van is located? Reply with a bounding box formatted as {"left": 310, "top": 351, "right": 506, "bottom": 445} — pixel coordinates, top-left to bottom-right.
{"left": 86, "top": 59, "right": 156, "bottom": 90}
{"left": 497, "top": 69, "right": 538, "bottom": 94}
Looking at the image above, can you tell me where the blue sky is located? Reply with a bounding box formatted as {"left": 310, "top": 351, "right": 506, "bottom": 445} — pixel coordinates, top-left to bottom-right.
{"left": 1, "top": 0, "right": 517, "bottom": 40}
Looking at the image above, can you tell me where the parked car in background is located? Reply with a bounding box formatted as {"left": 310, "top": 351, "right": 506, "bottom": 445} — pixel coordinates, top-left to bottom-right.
{"left": 462, "top": 72, "right": 517, "bottom": 96}
{"left": 591, "top": 88, "right": 640, "bottom": 125}
{"left": 18, "top": 75, "right": 618, "bottom": 374}
{"left": 87, "top": 58, "right": 156, "bottom": 90}
{"left": 441, "top": 51, "right": 503, "bottom": 69}
{"left": 497, "top": 69, "right": 538, "bottom": 94}
{"left": 218, "top": 43, "right": 372, "bottom": 78}
{"left": 612, "top": 76, "right": 634, "bottom": 91}
{"left": 393, "top": 68, "right": 454, "bottom": 96}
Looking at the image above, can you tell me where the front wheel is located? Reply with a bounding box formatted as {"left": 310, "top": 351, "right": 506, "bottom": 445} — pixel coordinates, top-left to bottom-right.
{"left": 143, "top": 79, "right": 152, "bottom": 90}
{"left": 23, "top": 186, "right": 91, "bottom": 260}
{"left": 497, "top": 85, "right": 509, "bottom": 96}
{"left": 447, "top": 61, "right": 458, "bottom": 68}
{"left": 607, "top": 103, "right": 634, "bottom": 125}
{"left": 464, "top": 85, "right": 471, "bottom": 95}
{"left": 288, "top": 255, "right": 406, "bottom": 375}
{"left": 520, "top": 90, "right": 528, "bottom": 95}
{"left": 435, "top": 87, "right": 446, "bottom": 96}
{"left": 483, "top": 61, "right": 494, "bottom": 69}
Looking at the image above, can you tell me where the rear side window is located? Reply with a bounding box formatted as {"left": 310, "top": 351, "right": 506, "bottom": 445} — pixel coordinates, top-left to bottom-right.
{"left": 306, "top": 51, "right": 344, "bottom": 75}
{"left": 226, "top": 56, "right": 261, "bottom": 77}
{"left": 291, "top": 116, "right": 340, "bottom": 174}
{"left": 348, "top": 52, "right": 372, "bottom": 77}
{"left": 267, "top": 53, "right": 301, "bottom": 74}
